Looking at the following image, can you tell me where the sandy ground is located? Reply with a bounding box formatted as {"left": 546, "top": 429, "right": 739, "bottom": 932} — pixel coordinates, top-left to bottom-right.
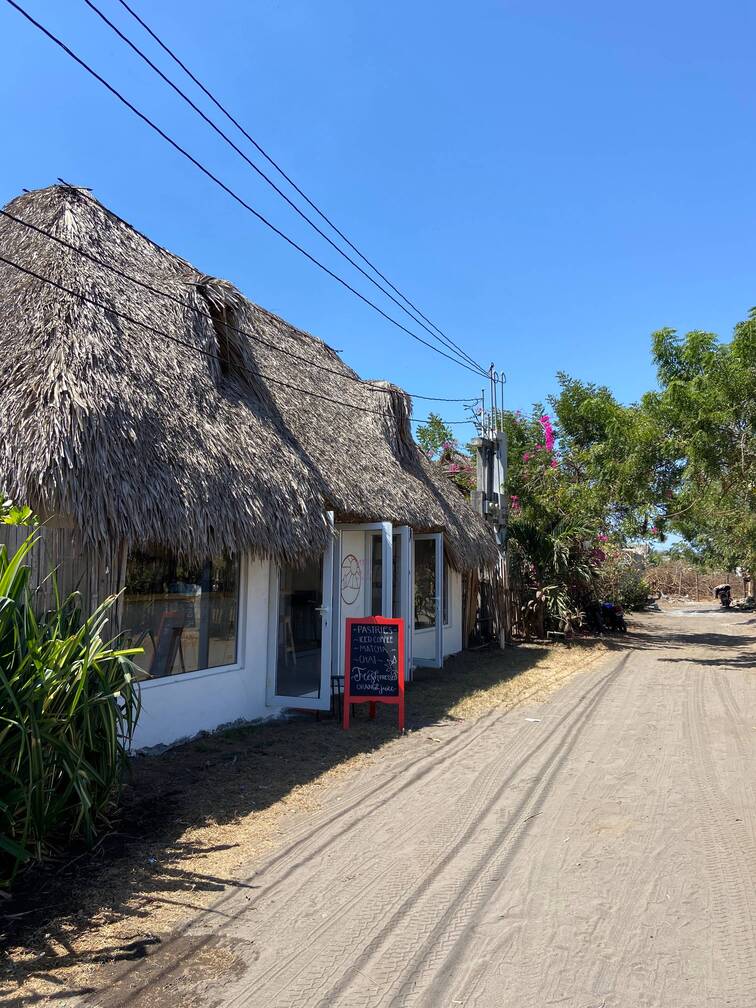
{"left": 1, "top": 636, "right": 609, "bottom": 1004}
{"left": 4, "top": 605, "right": 755, "bottom": 1006}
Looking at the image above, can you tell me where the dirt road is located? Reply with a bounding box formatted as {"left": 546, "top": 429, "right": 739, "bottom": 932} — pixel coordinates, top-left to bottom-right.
{"left": 89, "top": 607, "right": 756, "bottom": 1007}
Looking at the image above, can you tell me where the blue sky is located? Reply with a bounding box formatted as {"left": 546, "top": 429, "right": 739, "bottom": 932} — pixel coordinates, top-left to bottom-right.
{"left": 2, "top": 0, "right": 755, "bottom": 432}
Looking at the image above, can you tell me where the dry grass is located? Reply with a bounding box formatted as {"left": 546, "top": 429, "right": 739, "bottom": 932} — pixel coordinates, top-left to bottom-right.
{"left": 1, "top": 637, "right": 611, "bottom": 1001}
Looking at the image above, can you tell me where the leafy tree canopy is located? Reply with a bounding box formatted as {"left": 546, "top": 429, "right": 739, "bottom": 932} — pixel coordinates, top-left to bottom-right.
{"left": 640, "top": 311, "right": 756, "bottom": 571}
{"left": 415, "top": 413, "right": 454, "bottom": 461}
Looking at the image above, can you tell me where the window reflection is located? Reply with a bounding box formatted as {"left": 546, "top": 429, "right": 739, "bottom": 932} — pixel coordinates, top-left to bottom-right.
{"left": 414, "top": 538, "right": 436, "bottom": 630}
{"left": 276, "top": 559, "right": 323, "bottom": 698}
{"left": 123, "top": 550, "right": 240, "bottom": 679}
{"left": 370, "top": 534, "right": 402, "bottom": 618}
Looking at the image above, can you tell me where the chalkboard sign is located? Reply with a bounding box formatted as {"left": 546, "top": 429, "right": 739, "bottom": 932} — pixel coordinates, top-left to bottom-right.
{"left": 343, "top": 617, "right": 405, "bottom": 731}
{"left": 348, "top": 622, "right": 400, "bottom": 696}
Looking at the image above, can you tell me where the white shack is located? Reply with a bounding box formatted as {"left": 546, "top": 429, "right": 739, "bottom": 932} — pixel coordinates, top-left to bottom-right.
{"left": 0, "top": 185, "right": 497, "bottom": 747}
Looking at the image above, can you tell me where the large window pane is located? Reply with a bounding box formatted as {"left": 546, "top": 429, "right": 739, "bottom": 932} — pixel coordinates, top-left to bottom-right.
{"left": 123, "top": 550, "right": 240, "bottom": 680}
{"left": 414, "top": 538, "right": 436, "bottom": 630}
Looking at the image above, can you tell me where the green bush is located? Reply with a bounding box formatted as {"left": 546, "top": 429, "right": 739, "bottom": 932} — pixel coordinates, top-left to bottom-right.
{"left": 616, "top": 576, "right": 652, "bottom": 611}
{"left": 596, "top": 548, "right": 652, "bottom": 611}
{"left": 0, "top": 525, "right": 141, "bottom": 887}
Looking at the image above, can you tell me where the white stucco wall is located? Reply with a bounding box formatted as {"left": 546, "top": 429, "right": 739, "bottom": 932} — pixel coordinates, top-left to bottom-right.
{"left": 132, "top": 555, "right": 274, "bottom": 749}
{"left": 413, "top": 565, "right": 463, "bottom": 664}
{"left": 443, "top": 566, "right": 463, "bottom": 657}
{"left": 131, "top": 545, "right": 467, "bottom": 748}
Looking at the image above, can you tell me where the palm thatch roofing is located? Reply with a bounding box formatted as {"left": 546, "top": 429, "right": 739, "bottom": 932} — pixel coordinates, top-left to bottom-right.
{"left": 0, "top": 185, "right": 497, "bottom": 570}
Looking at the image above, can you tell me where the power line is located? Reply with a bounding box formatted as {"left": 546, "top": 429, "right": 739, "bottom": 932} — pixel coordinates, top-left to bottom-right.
{"left": 0, "top": 204, "right": 477, "bottom": 405}
{"left": 4, "top": 0, "right": 488, "bottom": 381}
{"left": 0, "top": 252, "right": 475, "bottom": 426}
{"left": 82, "top": 0, "right": 487, "bottom": 376}
{"left": 114, "top": 0, "right": 481, "bottom": 373}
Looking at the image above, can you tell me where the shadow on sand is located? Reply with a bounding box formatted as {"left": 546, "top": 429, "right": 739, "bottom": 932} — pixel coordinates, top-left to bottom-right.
{"left": 1, "top": 636, "right": 608, "bottom": 997}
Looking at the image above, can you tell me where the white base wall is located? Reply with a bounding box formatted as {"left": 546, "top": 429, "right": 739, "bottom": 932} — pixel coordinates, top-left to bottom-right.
{"left": 132, "top": 555, "right": 277, "bottom": 749}
{"left": 411, "top": 566, "right": 463, "bottom": 665}
{"left": 443, "top": 567, "right": 463, "bottom": 657}
{"left": 131, "top": 555, "right": 467, "bottom": 749}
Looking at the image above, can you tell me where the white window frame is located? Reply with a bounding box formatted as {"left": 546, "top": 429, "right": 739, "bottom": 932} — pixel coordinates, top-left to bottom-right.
{"left": 136, "top": 553, "right": 248, "bottom": 691}
{"left": 443, "top": 554, "right": 452, "bottom": 628}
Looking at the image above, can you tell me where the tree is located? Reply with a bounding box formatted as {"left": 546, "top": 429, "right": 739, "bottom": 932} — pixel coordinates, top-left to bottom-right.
{"left": 545, "top": 309, "right": 755, "bottom": 573}
{"left": 415, "top": 412, "right": 475, "bottom": 493}
{"left": 415, "top": 412, "right": 454, "bottom": 460}
{"left": 549, "top": 375, "right": 677, "bottom": 540}
{"left": 499, "top": 407, "right": 606, "bottom": 631}
{"left": 640, "top": 312, "right": 756, "bottom": 572}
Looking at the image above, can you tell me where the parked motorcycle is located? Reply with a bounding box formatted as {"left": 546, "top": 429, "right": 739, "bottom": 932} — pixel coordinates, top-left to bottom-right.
{"left": 583, "top": 600, "right": 627, "bottom": 633}
{"left": 713, "top": 584, "right": 732, "bottom": 608}
{"left": 601, "top": 601, "right": 627, "bottom": 632}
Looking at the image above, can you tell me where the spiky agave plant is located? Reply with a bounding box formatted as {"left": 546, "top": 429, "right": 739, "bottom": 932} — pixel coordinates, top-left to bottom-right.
{"left": 0, "top": 526, "right": 141, "bottom": 887}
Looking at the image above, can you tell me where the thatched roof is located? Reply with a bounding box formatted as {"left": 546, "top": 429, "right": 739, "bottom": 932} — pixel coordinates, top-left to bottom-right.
{"left": 0, "top": 185, "right": 497, "bottom": 570}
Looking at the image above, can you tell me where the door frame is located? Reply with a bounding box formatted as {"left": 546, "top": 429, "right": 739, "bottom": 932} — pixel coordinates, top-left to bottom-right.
{"left": 333, "top": 522, "right": 393, "bottom": 681}
{"left": 266, "top": 512, "right": 335, "bottom": 710}
{"left": 336, "top": 521, "right": 393, "bottom": 615}
{"left": 395, "top": 525, "right": 413, "bottom": 681}
{"left": 413, "top": 532, "right": 444, "bottom": 669}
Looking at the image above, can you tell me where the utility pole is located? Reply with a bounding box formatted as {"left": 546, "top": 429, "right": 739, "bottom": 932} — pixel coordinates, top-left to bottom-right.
{"left": 470, "top": 364, "right": 508, "bottom": 646}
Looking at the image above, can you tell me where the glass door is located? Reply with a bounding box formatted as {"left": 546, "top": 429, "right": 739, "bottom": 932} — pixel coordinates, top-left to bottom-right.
{"left": 267, "top": 517, "right": 334, "bottom": 710}
{"left": 413, "top": 533, "right": 444, "bottom": 668}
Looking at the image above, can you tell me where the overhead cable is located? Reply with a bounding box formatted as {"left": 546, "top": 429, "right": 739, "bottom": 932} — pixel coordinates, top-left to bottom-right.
{"left": 114, "top": 0, "right": 479, "bottom": 372}
{"left": 4, "top": 0, "right": 488, "bottom": 380}
{"left": 0, "top": 205, "right": 477, "bottom": 405}
{"left": 83, "top": 0, "right": 486, "bottom": 375}
{"left": 0, "top": 252, "right": 476, "bottom": 426}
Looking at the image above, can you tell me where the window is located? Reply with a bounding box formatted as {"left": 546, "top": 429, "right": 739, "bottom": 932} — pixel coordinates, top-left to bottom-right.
{"left": 123, "top": 550, "right": 241, "bottom": 680}
{"left": 414, "top": 538, "right": 436, "bottom": 630}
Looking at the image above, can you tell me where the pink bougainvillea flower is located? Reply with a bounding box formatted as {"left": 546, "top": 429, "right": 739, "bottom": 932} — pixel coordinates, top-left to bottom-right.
{"left": 442, "top": 441, "right": 454, "bottom": 452}
{"left": 538, "top": 415, "right": 555, "bottom": 453}
{"left": 447, "top": 462, "right": 461, "bottom": 474}
{"left": 522, "top": 451, "right": 531, "bottom": 462}
{"left": 550, "top": 459, "right": 558, "bottom": 468}
{"left": 650, "top": 526, "right": 658, "bottom": 534}
{"left": 597, "top": 533, "right": 609, "bottom": 543}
